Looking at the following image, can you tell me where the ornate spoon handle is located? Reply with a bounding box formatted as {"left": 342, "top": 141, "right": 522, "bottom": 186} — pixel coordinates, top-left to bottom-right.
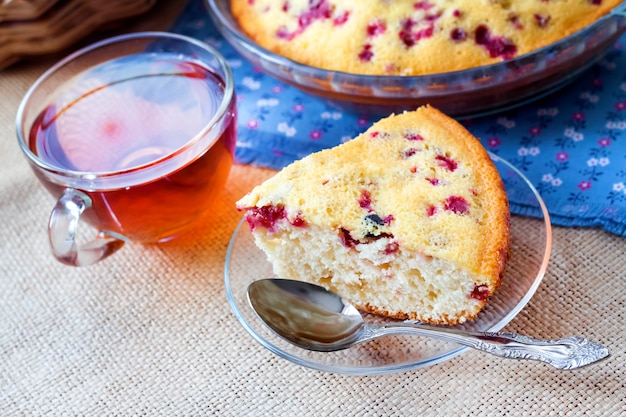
{"left": 366, "top": 324, "right": 610, "bottom": 370}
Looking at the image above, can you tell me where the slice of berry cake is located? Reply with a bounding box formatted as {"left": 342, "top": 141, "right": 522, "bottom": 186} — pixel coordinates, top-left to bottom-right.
{"left": 237, "top": 106, "right": 510, "bottom": 325}
{"left": 231, "top": 0, "right": 622, "bottom": 75}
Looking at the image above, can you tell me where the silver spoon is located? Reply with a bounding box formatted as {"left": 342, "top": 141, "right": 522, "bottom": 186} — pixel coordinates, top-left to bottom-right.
{"left": 247, "top": 278, "right": 610, "bottom": 370}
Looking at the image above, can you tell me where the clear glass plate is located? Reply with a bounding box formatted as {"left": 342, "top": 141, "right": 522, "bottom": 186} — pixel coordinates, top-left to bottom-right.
{"left": 207, "top": 0, "right": 626, "bottom": 118}
{"left": 224, "top": 154, "right": 552, "bottom": 375}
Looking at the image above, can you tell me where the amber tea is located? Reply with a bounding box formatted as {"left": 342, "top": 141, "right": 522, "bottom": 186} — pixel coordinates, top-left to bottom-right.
{"left": 28, "top": 53, "right": 235, "bottom": 242}
{"left": 17, "top": 33, "right": 236, "bottom": 265}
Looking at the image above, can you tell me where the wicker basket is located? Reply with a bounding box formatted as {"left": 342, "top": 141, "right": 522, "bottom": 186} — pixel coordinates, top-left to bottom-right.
{"left": 0, "top": 0, "right": 158, "bottom": 68}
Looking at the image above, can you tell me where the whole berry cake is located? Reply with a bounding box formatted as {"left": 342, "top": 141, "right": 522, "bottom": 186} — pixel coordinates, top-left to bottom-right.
{"left": 237, "top": 106, "right": 510, "bottom": 325}
{"left": 231, "top": 0, "right": 622, "bottom": 75}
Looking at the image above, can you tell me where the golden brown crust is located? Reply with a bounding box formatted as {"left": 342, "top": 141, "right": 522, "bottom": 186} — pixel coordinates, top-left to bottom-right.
{"left": 356, "top": 302, "right": 485, "bottom": 325}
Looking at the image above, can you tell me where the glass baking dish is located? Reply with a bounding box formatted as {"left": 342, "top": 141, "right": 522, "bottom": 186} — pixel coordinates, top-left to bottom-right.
{"left": 207, "top": 0, "right": 626, "bottom": 118}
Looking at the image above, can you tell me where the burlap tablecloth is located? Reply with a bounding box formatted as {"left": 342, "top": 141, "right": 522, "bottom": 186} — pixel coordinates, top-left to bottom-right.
{"left": 1, "top": 2, "right": 624, "bottom": 415}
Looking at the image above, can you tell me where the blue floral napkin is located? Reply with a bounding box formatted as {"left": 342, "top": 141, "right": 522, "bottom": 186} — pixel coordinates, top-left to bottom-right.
{"left": 172, "top": 0, "right": 626, "bottom": 236}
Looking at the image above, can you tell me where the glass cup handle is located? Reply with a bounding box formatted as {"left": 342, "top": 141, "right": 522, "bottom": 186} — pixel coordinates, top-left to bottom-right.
{"left": 48, "top": 188, "right": 125, "bottom": 266}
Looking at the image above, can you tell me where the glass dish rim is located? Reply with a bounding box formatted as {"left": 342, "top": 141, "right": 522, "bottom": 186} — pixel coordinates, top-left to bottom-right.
{"left": 224, "top": 153, "right": 553, "bottom": 375}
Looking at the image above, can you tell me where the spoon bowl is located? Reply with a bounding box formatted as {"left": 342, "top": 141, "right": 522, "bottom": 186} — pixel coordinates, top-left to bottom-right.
{"left": 247, "top": 277, "right": 363, "bottom": 352}
{"left": 248, "top": 279, "right": 610, "bottom": 370}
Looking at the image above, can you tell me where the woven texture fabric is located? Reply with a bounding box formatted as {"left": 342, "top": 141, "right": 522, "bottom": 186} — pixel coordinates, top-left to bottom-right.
{"left": 1, "top": 1, "right": 625, "bottom": 416}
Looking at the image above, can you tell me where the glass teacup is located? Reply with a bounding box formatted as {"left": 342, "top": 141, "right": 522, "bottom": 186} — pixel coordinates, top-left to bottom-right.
{"left": 16, "top": 32, "right": 237, "bottom": 266}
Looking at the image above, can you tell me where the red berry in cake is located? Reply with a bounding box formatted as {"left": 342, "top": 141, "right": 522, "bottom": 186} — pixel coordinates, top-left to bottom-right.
{"left": 276, "top": 26, "right": 295, "bottom": 40}
{"left": 298, "top": 0, "right": 331, "bottom": 27}
{"left": 474, "top": 25, "right": 517, "bottom": 59}
{"left": 397, "top": 10, "right": 440, "bottom": 48}
{"left": 242, "top": 204, "right": 306, "bottom": 232}
{"left": 470, "top": 284, "right": 490, "bottom": 301}
{"left": 450, "top": 27, "right": 467, "bottom": 42}
{"left": 359, "top": 189, "right": 373, "bottom": 210}
{"left": 399, "top": 18, "right": 417, "bottom": 47}
{"left": 444, "top": 195, "right": 470, "bottom": 215}
{"left": 338, "top": 227, "right": 360, "bottom": 248}
{"left": 243, "top": 205, "right": 287, "bottom": 232}
{"left": 333, "top": 10, "right": 350, "bottom": 25}
{"left": 507, "top": 13, "right": 524, "bottom": 30}
{"left": 384, "top": 241, "right": 400, "bottom": 255}
{"left": 425, "top": 10, "right": 443, "bottom": 22}
{"left": 435, "top": 154, "right": 458, "bottom": 172}
{"left": 403, "top": 148, "right": 419, "bottom": 158}
{"left": 414, "top": 25, "right": 434, "bottom": 42}
{"left": 291, "top": 213, "right": 306, "bottom": 227}
{"left": 534, "top": 14, "right": 551, "bottom": 28}
{"left": 367, "top": 19, "right": 387, "bottom": 36}
{"left": 405, "top": 133, "right": 424, "bottom": 141}
{"left": 275, "top": 0, "right": 333, "bottom": 40}
{"left": 358, "top": 44, "right": 374, "bottom": 61}
{"left": 414, "top": 1, "right": 434, "bottom": 10}
{"left": 427, "top": 205, "right": 437, "bottom": 216}
{"left": 426, "top": 177, "right": 440, "bottom": 185}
